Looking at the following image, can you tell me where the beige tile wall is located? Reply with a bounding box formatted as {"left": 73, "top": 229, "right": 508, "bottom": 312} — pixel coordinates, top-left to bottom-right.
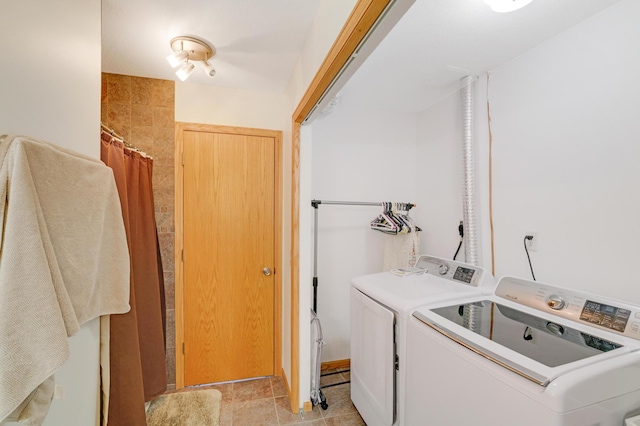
{"left": 101, "top": 73, "right": 177, "bottom": 389}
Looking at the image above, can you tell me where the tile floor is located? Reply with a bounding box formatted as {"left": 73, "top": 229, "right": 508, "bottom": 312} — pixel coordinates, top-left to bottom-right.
{"left": 177, "top": 369, "right": 364, "bottom": 425}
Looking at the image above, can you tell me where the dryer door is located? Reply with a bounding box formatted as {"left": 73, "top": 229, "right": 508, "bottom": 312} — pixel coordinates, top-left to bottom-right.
{"left": 350, "top": 287, "right": 395, "bottom": 426}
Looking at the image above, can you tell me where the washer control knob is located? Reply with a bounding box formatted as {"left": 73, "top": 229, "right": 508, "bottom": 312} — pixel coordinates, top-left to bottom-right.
{"left": 438, "top": 264, "right": 450, "bottom": 275}
{"left": 546, "top": 295, "right": 566, "bottom": 310}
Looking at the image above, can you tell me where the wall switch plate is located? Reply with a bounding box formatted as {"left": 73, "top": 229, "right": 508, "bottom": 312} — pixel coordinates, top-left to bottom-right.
{"left": 526, "top": 232, "right": 539, "bottom": 252}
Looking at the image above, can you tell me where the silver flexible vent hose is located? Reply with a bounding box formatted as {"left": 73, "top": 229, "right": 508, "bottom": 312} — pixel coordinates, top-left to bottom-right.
{"left": 461, "top": 75, "right": 480, "bottom": 266}
{"left": 460, "top": 75, "right": 481, "bottom": 332}
{"left": 463, "top": 303, "right": 481, "bottom": 331}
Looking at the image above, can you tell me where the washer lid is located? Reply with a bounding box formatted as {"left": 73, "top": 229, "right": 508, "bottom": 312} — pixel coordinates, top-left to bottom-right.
{"left": 350, "top": 255, "right": 494, "bottom": 314}
{"left": 414, "top": 298, "right": 637, "bottom": 387}
{"left": 351, "top": 273, "right": 483, "bottom": 314}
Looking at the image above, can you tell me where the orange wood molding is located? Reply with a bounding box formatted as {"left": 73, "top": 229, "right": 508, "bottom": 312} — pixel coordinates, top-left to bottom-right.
{"left": 321, "top": 359, "right": 350, "bottom": 371}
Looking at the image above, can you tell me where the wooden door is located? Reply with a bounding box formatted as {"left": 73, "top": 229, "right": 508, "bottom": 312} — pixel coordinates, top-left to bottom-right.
{"left": 182, "top": 129, "right": 275, "bottom": 385}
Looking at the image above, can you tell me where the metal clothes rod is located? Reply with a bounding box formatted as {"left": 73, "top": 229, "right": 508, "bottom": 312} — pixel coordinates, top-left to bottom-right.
{"left": 310, "top": 199, "right": 416, "bottom": 313}
{"left": 312, "top": 200, "right": 381, "bottom": 207}
{"left": 311, "top": 199, "right": 415, "bottom": 208}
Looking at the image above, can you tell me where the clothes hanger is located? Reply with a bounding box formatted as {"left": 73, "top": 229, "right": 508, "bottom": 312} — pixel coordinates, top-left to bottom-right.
{"left": 371, "top": 202, "right": 398, "bottom": 234}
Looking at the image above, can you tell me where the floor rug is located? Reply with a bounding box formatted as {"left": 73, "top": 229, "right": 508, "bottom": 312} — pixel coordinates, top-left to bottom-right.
{"left": 146, "top": 388, "right": 222, "bottom": 426}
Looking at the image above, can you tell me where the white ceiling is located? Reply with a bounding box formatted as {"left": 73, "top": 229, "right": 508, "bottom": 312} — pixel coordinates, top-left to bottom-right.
{"left": 102, "top": 0, "right": 622, "bottom": 108}
{"left": 102, "top": 0, "right": 321, "bottom": 92}
{"left": 341, "top": 0, "right": 622, "bottom": 112}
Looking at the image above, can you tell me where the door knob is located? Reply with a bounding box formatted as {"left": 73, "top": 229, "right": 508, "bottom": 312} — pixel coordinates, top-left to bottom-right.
{"left": 262, "top": 267, "right": 272, "bottom": 276}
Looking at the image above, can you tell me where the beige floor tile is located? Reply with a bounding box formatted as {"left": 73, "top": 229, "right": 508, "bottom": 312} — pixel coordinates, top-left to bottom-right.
{"left": 324, "top": 413, "right": 365, "bottom": 426}
{"left": 219, "top": 402, "right": 233, "bottom": 426}
{"left": 234, "top": 377, "right": 274, "bottom": 402}
{"left": 193, "top": 382, "right": 233, "bottom": 403}
{"left": 271, "top": 376, "right": 289, "bottom": 397}
{"left": 168, "top": 376, "right": 361, "bottom": 425}
{"left": 319, "top": 371, "right": 347, "bottom": 388}
{"left": 232, "top": 398, "right": 279, "bottom": 426}
{"left": 319, "top": 385, "right": 357, "bottom": 419}
{"left": 338, "top": 370, "right": 350, "bottom": 382}
{"left": 275, "top": 396, "right": 323, "bottom": 425}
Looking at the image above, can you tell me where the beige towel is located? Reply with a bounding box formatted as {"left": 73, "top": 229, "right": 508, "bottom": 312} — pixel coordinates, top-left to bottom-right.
{"left": 0, "top": 136, "right": 131, "bottom": 424}
{"left": 383, "top": 232, "right": 420, "bottom": 271}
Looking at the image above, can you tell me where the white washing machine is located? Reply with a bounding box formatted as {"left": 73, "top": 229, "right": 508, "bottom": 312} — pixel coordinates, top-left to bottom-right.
{"left": 350, "top": 255, "right": 495, "bottom": 426}
{"left": 405, "top": 276, "right": 640, "bottom": 425}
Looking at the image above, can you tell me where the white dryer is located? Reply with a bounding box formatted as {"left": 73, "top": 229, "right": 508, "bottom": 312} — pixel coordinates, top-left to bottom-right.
{"left": 405, "top": 276, "right": 640, "bottom": 425}
{"left": 350, "top": 255, "right": 495, "bottom": 426}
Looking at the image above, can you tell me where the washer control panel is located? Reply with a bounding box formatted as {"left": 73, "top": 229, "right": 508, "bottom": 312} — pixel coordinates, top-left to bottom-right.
{"left": 580, "top": 301, "right": 631, "bottom": 333}
{"left": 415, "top": 255, "right": 488, "bottom": 288}
{"left": 453, "top": 266, "right": 476, "bottom": 283}
{"left": 496, "top": 276, "right": 640, "bottom": 340}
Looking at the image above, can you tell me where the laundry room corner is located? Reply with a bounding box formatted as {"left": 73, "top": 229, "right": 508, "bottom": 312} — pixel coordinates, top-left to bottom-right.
{"left": 310, "top": 101, "right": 419, "bottom": 363}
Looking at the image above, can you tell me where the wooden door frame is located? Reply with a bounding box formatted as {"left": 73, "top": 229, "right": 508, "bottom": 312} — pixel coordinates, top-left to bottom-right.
{"left": 175, "top": 122, "right": 283, "bottom": 388}
{"left": 289, "top": 0, "right": 391, "bottom": 412}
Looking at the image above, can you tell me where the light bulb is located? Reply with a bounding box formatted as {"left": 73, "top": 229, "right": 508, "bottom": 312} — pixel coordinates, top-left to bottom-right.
{"left": 176, "top": 62, "right": 195, "bottom": 81}
{"left": 483, "top": 0, "right": 533, "bottom": 13}
{"left": 166, "top": 50, "right": 189, "bottom": 68}
{"left": 199, "top": 60, "right": 216, "bottom": 77}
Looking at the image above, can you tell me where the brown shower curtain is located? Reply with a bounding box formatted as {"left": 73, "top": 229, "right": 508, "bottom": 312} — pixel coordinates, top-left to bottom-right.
{"left": 101, "top": 132, "right": 167, "bottom": 426}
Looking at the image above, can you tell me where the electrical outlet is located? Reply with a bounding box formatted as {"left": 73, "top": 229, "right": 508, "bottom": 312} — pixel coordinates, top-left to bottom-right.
{"left": 526, "top": 232, "right": 539, "bottom": 252}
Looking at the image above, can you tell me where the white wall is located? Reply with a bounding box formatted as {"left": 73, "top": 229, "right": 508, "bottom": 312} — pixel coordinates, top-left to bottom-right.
{"left": 285, "top": 0, "right": 359, "bottom": 109}
{"left": 415, "top": 90, "right": 465, "bottom": 260}
{"left": 311, "top": 103, "right": 417, "bottom": 361}
{"left": 490, "top": 0, "right": 640, "bottom": 303}
{"left": 0, "top": 0, "right": 102, "bottom": 425}
{"left": 417, "top": 0, "right": 640, "bottom": 305}
{"left": 175, "top": 83, "right": 286, "bottom": 130}
{"left": 0, "top": 0, "right": 101, "bottom": 158}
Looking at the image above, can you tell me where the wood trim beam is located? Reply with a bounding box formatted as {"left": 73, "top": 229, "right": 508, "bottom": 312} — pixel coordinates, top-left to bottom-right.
{"left": 290, "top": 121, "right": 301, "bottom": 412}
{"left": 289, "top": 0, "right": 391, "bottom": 413}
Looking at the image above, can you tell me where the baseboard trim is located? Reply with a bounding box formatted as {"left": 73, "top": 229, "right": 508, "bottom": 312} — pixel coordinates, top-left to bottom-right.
{"left": 321, "top": 359, "right": 350, "bottom": 371}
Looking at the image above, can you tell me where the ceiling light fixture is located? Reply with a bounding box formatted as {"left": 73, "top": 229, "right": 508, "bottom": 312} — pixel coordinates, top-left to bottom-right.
{"left": 199, "top": 60, "right": 216, "bottom": 77}
{"left": 483, "top": 0, "right": 533, "bottom": 13}
{"left": 166, "top": 50, "right": 189, "bottom": 68}
{"left": 167, "top": 36, "right": 216, "bottom": 81}
{"left": 176, "top": 62, "right": 195, "bottom": 81}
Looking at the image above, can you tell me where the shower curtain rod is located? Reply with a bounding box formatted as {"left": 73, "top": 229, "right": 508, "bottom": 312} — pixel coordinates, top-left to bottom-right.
{"left": 100, "top": 123, "right": 151, "bottom": 158}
